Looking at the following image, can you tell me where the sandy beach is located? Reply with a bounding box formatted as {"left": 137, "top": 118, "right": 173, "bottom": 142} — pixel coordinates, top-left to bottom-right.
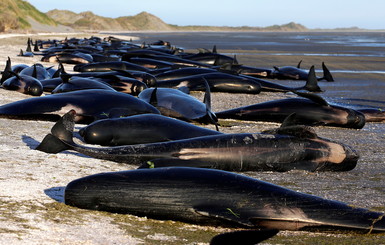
{"left": 0, "top": 32, "right": 384, "bottom": 244}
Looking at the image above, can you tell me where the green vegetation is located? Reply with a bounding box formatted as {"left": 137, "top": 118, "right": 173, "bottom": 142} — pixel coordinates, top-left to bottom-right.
{"left": 16, "top": 0, "right": 56, "bottom": 26}
{"left": 0, "top": 0, "right": 57, "bottom": 32}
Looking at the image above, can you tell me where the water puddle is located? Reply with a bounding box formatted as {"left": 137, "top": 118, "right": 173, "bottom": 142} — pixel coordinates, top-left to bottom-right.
{"left": 316, "top": 69, "right": 385, "bottom": 74}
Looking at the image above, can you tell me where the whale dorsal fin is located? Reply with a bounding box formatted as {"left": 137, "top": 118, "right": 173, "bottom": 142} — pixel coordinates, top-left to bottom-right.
{"left": 58, "top": 57, "right": 73, "bottom": 83}
{"left": 202, "top": 78, "right": 212, "bottom": 111}
{"left": 233, "top": 55, "right": 239, "bottom": 65}
{"left": 26, "top": 39, "right": 32, "bottom": 53}
{"left": 202, "top": 78, "right": 219, "bottom": 131}
{"left": 32, "top": 64, "right": 37, "bottom": 78}
{"left": 322, "top": 62, "right": 334, "bottom": 82}
{"left": 213, "top": 55, "right": 221, "bottom": 66}
{"left": 212, "top": 45, "right": 217, "bottom": 54}
{"left": 297, "top": 60, "right": 302, "bottom": 68}
{"left": 4, "top": 56, "right": 12, "bottom": 72}
{"left": 52, "top": 57, "right": 65, "bottom": 78}
{"left": 304, "top": 65, "right": 322, "bottom": 92}
{"left": 34, "top": 40, "right": 40, "bottom": 52}
{"left": 0, "top": 57, "right": 13, "bottom": 84}
{"left": 149, "top": 87, "right": 158, "bottom": 107}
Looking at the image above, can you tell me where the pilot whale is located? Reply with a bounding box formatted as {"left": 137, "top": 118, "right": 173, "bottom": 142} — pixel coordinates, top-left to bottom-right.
{"left": 36, "top": 110, "right": 359, "bottom": 172}
{"left": 64, "top": 167, "right": 385, "bottom": 233}
{"left": 215, "top": 92, "right": 366, "bottom": 129}
{"left": 0, "top": 89, "right": 160, "bottom": 124}
{"left": 79, "top": 114, "right": 222, "bottom": 146}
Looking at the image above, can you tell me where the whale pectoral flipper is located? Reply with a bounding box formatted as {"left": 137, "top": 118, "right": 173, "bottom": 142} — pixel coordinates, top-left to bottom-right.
{"left": 292, "top": 91, "right": 329, "bottom": 106}
{"left": 263, "top": 120, "right": 318, "bottom": 139}
{"left": 177, "top": 86, "right": 190, "bottom": 94}
{"left": 192, "top": 206, "right": 255, "bottom": 228}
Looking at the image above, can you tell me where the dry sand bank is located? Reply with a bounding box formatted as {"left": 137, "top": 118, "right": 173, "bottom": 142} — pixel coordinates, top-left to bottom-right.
{"left": 0, "top": 33, "right": 384, "bottom": 244}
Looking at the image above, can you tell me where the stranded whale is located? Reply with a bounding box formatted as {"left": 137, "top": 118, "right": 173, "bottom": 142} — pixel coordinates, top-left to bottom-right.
{"left": 36, "top": 110, "right": 359, "bottom": 172}
{"left": 64, "top": 167, "right": 385, "bottom": 233}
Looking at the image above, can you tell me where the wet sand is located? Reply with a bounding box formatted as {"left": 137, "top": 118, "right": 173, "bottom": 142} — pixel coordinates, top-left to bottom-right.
{"left": 0, "top": 32, "right": 384, "bottom": 244}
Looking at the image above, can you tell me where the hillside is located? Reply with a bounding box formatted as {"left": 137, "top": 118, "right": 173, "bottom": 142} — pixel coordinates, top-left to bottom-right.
{"left": 0, "top": 0, "right": 57, "bottom": 31}
{"left": 46, "top": 10, "right": 175, "bottom": 31}
{"left": 46, "top": 9, "right": 309, "bottom": 32}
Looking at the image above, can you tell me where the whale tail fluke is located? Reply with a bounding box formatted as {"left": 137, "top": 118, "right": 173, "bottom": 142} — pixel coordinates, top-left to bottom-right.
{"left": 321, "top": 62, "right": 334, "bottom": 82}
{"left": 36, "top": 134, "right": 70, "bottom": 153}
{"left": 36, "top": 110, "right": 76, "bottom": 153}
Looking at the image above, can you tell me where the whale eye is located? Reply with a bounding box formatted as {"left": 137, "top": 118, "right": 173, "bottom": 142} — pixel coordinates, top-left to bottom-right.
{"left": 134, "top": 84, "right": 146, "bottom": 95}
{"left": 143, "top": 76, "right": 156, "bottom": 87}
{"left": 28, "top": 85, "right": 43, "bottom": 96}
